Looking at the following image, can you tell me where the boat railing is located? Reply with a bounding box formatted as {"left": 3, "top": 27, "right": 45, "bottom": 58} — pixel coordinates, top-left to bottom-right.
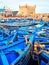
{"left": 11, "top": 44, "right": 30, "bottom": 65}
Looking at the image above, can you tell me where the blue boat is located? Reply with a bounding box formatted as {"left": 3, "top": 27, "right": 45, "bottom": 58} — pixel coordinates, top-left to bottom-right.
{"left": 0, "top": 43, "right": 30, "bottom": 65}
{"left": 30, "top": 31, "right": 49, "bottom": 65}
{"left": 0, "top": 28, "right": 31, "bottom": 65}
{"left": 0, "top": 18, "right": 49, "bottom": 65}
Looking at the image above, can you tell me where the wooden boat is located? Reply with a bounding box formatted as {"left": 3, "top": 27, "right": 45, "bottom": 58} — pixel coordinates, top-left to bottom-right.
{"left": 0, "top": 18, "right": 33, "bottom": 27}
{"left": 0, "top": 19, "right": 45, "bottom": 27}
{"left": 0, "top": 28, "right": 31, "bottom": 65}
{"left": 0, "top": 43, "right": 30, "bottom": 65}
{"left": 30, "top": 33, "right": 49, "bottom": 65}
{"left": 0, "top": 18, "right": 49, "bottom": 65}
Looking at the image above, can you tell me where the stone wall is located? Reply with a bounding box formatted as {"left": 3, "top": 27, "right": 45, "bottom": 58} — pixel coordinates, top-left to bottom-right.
{"left": 0, "top": 5, "right": 49, "bottom": 22}
{"left": 35, "top": 13, "right": 49, "bottom": 21}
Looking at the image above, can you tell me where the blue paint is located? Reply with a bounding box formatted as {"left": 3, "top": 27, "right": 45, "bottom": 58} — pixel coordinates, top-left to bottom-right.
{"left": 6, "top": 52, "right": 19, "bottom": 64}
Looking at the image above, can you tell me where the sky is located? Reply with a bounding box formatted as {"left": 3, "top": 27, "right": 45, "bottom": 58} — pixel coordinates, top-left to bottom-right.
{"left": 0, "top": 0, "right": 49, "bottom": 13}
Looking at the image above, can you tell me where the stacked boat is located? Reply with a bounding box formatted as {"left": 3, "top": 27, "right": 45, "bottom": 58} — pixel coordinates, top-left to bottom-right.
{"left": 0, "top": 18, "right": 49, "bottom": 65}
{"left": 31, "top": 22, "right": 49, "bottom": 65}
{"left": 19, "top": 20, "right": 49, "bottom": 65}
{"left": 0, "top": 26, "right": 31, "bottom": 65}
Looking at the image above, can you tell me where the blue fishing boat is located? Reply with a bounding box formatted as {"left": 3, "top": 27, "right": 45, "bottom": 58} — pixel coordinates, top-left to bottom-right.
{"left": 0, "top": 18, "right": 49, "bottom": 65}
{"left": 0, "top": 27, "right": 31, "bottom": 65}
{"left": 30, "top": 29, "right": 49, "bottom": 65}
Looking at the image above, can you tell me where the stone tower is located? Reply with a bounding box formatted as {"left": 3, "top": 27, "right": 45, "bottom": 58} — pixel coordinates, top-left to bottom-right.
{"left": 18, "top": 5, "right": 36, "bottom": 17}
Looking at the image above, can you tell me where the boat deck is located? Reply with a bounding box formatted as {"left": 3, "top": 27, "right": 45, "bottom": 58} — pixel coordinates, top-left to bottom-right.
{"left": 0, "top": 18, "right": 49, "bottom": 65}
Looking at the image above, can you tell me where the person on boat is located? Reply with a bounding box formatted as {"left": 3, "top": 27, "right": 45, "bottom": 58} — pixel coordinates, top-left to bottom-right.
{"left": 34, "top": 41, "right": 45, "bottom": 55}
{"left": 24, "top": 34, "right": 34, "bottom": 45}
{"left": 33, "top": 41, "right": 49, "bottom": 55}
{"left": 24, "top": 35, "right": 29, "bottom": 45}
{"left": 24, "top": 34, "right": 35, "bottom": 60}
